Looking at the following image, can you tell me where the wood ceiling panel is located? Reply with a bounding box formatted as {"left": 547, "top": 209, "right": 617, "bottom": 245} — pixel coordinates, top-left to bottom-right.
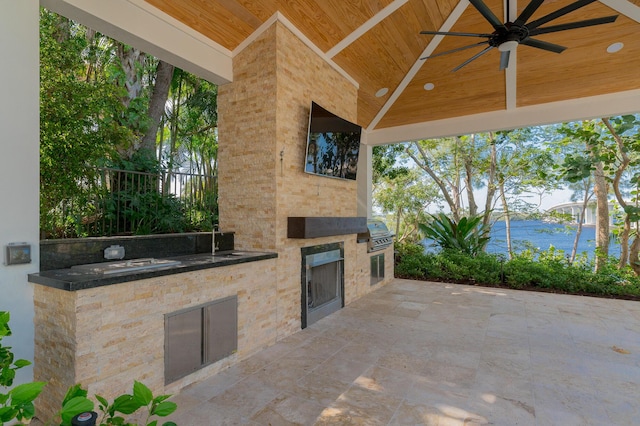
{"left": 145, "top": 0, "right": 277, "bottom": 50}
{"left": 377, "top": 0, "right": 506, "bottom": 128}
{"left": 142, "top": 0, "right": 640, "bottom": 132}
{"left": 338, "top": 0, "right": 459, "bottom": 127}
{"left": 518, "top": 1, "right": 640, "bottom": 106}
{"left": 276, "top": 0, "right": 394, "bottom": 53}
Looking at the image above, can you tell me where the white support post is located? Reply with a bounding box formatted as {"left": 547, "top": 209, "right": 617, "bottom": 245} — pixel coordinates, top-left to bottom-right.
{"left": 0, "top": 0, "right": 40, "bottom": 385}
{"left": 357, "top": 136, "right": 372, "bottom": 218}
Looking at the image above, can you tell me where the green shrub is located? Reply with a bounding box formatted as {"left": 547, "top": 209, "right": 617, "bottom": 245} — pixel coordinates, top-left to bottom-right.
{"left": 394, "top": 245, "right": 640, "bottom": 299}
{"left": 394, "top": 242, "right": 430, "bottom": 277}
{"left": 0, "top": 312, "right": 46, "bottom": 425}
{"left": 437, "top": 251, "right": 502, "bottom": 285}
{"left": 419, "top": 213, "right": 489, "bottom": 256}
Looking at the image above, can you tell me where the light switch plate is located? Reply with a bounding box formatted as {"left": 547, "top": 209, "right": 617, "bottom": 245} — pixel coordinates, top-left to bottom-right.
{"left": 5, "top": 243, "right": 31, "bottom": 265}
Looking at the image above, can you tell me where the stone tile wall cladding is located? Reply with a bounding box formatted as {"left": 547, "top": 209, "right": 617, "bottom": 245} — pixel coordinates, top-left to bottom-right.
{"left": 218, "top": 21, "right": 391, "bottom": 339}
{"left": 34, "top": 19, "right": 393, "bottom": 420}
{"left": 33, "top": 259, "right": 277, "bottom": 420}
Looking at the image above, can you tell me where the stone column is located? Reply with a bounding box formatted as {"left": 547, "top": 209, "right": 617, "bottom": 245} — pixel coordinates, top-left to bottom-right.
{"left": 217, "top": 21, "right": 365, "bottom": 336}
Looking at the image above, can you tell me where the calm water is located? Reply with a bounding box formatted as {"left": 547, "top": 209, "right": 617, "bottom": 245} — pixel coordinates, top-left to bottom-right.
{"left": 485, "top": 220, "right": 620, "bottom": 258}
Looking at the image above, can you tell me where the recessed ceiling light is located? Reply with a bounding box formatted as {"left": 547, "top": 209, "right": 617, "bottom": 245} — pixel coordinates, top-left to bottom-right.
{"left": 424, "top": 83, "right": 435, "bottom": 91}
{"left": 607, "top": 42, "right": 624, "bottom": 53}
{"left": 375, "top": 88, "right": 389, "bottom": 97}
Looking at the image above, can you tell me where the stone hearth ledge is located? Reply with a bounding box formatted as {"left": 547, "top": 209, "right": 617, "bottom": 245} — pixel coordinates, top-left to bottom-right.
{"left": 28, "top": 251, "right": 278, "bottom": 291}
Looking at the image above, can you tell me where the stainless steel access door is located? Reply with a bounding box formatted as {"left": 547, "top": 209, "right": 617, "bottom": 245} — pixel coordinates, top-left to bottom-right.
{"left": 165, "top": 308, "right": 202, "bottom": 383}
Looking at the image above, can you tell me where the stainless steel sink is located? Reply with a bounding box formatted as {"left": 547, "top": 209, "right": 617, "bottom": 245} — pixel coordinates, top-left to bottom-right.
{"left": 71, "top": 258, "right": 182, "bottom": 275}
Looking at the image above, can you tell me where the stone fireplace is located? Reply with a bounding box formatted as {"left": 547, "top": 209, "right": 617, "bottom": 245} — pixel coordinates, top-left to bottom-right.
{"left": 301, "top": 243, "right": 344, "bottom": 328}
{"left": 217, "top": 21, "right": 386, "bottom": 338}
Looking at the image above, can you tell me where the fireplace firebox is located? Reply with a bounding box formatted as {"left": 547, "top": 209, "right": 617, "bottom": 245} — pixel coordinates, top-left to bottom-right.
{"left": 301, "top": 243, "right": 344, "bottom": 328}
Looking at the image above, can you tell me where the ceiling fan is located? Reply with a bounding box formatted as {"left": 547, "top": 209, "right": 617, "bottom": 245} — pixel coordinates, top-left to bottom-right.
{"left": 420, "top": 0, "right": 618, "bottom": 71}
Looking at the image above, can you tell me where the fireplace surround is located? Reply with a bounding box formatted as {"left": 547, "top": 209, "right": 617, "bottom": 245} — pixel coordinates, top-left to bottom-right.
{"left": 300, "top": 242, "right": 344, "bottom": 328}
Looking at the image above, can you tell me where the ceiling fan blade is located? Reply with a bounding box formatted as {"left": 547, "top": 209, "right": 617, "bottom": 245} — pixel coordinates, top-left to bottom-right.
{"left": 526, "top": 0, "right": 596, "bottom": 29}
{"left": 514, "top": 0, "right": 545, "bottom": 26}
{"left": 521, "top": 37, "right": 567, "bottom": 53}
{"left": 469, "top": 0, "right": 506, "bottom": 31}
{"left": 452, "top": 45, "right": 494, "bottom": 72}
{"left": 421, "top": 41, "right": 490, "bottom": 60}
{"left": 529, "top": 16, "right": 619, "bottom": 36}
{"left": 420, "top": 30, "right": 493, "bottom": 38}
{"left": 499, "top": 50, "right": 511, "bottom": 70}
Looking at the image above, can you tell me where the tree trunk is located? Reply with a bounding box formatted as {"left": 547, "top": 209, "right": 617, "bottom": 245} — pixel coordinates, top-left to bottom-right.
{"left": 499, "top": 179, "right": 513, "bottom": 259}
{"left": 602, "top": 118, "right": 630, "bottom": 269}
{"left": 630, "top": 235, "right": 640, "bottom": 275}
{"left": 619, "top": 218, "right": 630, "bottom": 269}
{"left": 570, "top": 181, "right": 591, "bottom": 264}
{"left": 141, "top": 60, "right": 174, "bottom": 157}
{"left": 116, "top": 43, "right": 146, "bottom": 108}
{"left": 592, "top": 160, "right": 609, "bottom": 270}
{"left": 396, "top": 206, "right": 402, "bottom": 242}
{"left": 464, "top": 156, "right": 477, "bottom": 217}
{"left": 165, "top": 74, "right": 184, "bottom": 192}
{"left": 482, "top": 135, "right": 498, "bottom": 231}
{"left": 406, "top": 143, "right": 460, "bottom": 221}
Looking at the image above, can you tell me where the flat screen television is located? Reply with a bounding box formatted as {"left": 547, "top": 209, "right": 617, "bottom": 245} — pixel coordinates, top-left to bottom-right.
{"left": 304, "top": 102, "right": 362, "bottom": 181}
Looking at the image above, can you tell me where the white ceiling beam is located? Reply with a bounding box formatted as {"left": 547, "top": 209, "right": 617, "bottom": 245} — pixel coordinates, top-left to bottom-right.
{"left": 325, "top": 0, "right": 409, "bottom": 58}
{"left": 233, "top": 12, "right": 359, "bottom": 89}
{"left": 504, "top": 0, "right": 518, "bottom": 110}
{"left": 505, "top": 50, "right": 517, "bottom": 110}
{"left": 599, "top": 0, "right": 640, "bottom": 23}
{"left": 40, "top": 0, "right": 233, "bottom": 85}
{"left": 367, "top": 0, "right": 470, "bottom": 131}
{"left": 365, "top": 89, "right": 640, "bottom": 145}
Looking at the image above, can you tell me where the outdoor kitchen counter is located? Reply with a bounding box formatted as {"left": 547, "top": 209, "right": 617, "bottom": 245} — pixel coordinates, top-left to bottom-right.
{"left": 28, "top": 250, "right": 278, "bottom": 291}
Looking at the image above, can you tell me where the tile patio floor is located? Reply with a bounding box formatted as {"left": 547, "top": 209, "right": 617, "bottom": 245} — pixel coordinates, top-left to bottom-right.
{"left": 166, "top": 278, "right": 640, "bottom": 425}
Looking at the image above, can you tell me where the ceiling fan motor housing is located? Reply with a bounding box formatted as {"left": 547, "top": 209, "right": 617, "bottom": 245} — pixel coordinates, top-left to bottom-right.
{"left": 494, "top": 24, "right": 529, "bottom": 50}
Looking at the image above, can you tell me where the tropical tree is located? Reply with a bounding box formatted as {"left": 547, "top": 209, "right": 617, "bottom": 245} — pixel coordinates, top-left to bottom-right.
{"left": 40, "top": 9, "right": 219, "bottom": 237}
{"left": 602, "top": 116, "right": 640, "bottom": 272}
{"left": 559, "top": 116, "right": 640, "bottom": 273}
{"left": 40, "top": 10, "right": 126, "bottom": 236}
{"left": 159, "top": 69, "right": 219, "bottom": 205}
{"left": 375, "top": 168, "right": 440, "bottom": 243}
{"left": 493, "top": 127, "right": 560, "bottom": 258}
{"left": 558, "top": 121, "right": 610, "bottom": 269}
{"left": 405, "top": 136, "right": 468, "bottom": 221}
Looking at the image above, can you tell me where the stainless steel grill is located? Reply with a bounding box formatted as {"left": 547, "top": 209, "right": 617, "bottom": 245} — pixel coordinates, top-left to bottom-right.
{"left": 360, "top": 219, "right": 394, "bottom": 252}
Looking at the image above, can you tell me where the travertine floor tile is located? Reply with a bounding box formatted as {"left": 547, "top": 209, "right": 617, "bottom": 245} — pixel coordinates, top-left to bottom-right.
{"left": 167, "top": 279, "right": 640, "bottom": 425}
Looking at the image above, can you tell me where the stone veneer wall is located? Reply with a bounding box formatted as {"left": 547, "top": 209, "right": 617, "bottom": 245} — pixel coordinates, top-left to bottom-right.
{"left": 218, "top": 22, "right": 392, "bottom": 339}
{"left": 33, "top": 259, "right": 277, "bottom": 421}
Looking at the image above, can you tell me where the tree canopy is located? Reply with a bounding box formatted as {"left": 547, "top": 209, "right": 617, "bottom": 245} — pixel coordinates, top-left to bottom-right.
{"left": 40, "top": 9, "right": 219, "bottom": 237}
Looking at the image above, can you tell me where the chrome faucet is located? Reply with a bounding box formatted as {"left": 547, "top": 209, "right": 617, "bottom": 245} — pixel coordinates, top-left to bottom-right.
{"left": 212, "top": 225, "right": 218, "bottom": 254}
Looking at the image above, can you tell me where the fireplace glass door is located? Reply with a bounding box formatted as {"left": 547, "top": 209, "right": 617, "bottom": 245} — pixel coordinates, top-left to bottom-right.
{"left": 305, "top": 249, "right": 343, "bottom": 326}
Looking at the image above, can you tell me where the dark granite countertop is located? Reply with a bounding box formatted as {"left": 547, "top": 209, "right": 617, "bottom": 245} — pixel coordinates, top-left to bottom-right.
{"left": 28, "top": 251, "right": 278, "bottom": 291}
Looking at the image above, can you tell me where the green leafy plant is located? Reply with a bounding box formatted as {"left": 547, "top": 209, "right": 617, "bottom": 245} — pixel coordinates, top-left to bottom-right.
{"left": 419, "top": 213, "right": 490, "bottom": 256}
{"left": 55, "top": 381, "right": 177, "bottom": 426}
{"left": 0, "top": 312, "right": 46, "bottom": 425}
{"left": 1, "top": 312, "right": 177, "bottom": 426}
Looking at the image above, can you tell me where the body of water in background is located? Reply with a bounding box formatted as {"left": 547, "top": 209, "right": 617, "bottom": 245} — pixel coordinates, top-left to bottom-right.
{"left": 485, "top": 220, "right": 621, "bottom": 259}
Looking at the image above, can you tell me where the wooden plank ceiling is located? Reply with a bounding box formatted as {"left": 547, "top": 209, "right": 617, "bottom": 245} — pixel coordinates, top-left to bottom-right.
{"left": 145, "top": 0, "right": 640, "bottom": 133}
